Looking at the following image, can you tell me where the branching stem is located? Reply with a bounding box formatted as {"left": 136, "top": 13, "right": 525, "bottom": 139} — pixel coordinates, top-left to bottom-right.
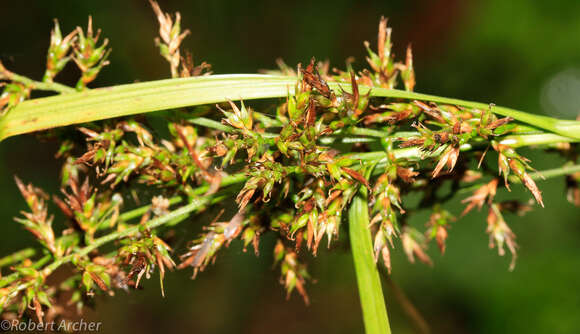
{"left": 0, "top": 62, "right": 76, "bottom": 94}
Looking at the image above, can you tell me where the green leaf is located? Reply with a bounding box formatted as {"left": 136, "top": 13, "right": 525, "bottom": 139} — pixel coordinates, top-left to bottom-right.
{"left": 2, "top": 75, "right": 580, "bottom": 142}
{"left": 349, "top": 190, "right": 391, "bottom": 334}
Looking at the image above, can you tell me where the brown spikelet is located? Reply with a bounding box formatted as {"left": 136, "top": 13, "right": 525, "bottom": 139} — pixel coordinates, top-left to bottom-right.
{"left": 396, "top": 167, "right": 419, "bottom": 183}
{"left": 413, "top": 101, "right": 445, "bottom": 123}
{"left": 402, "top": 231, "right": 433, "bottom": 266}
{"left": 341, "top": 167, "right": 371, "bottom": 191}
{"left": 461, "top": 179, "right": 498, "bottom": 216}
{"left": 88, "top": 271, "right": 109, "bottom": 292}
{"left": 236, "top": 188, "right": 255, "bottom": 210}
{"left": 508, "top": 159, "right": 544, "bottom": 207}
{"left": 435, "top": 226, "right": 448, "bottom": 254}
{"left": 399, "top": 138, "right": 425, "bottom": 148}
{"left": 521, "top": 171, "right": 544, "bottom": 207}
{"left": 432, "top": 146, "right": 459, "bottom": 178}
{"left": 377, "top": 16, "right": 388, "bottom": 60}
{"left": 404, "top": 44, "right": 415, "bottom": 91}
{"left": 488, "top": 117, "right": 513, "bottom": 130}
{"left": 301, "top": 58, "right": 331, "bottom": 98}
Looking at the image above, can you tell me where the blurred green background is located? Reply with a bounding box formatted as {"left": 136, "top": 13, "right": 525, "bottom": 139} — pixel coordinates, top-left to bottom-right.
{"left": 1, "top": 0, "right": 579, "bottom": 333}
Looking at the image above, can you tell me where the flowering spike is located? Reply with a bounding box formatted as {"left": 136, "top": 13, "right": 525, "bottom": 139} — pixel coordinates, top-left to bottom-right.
{"left": 425, "top": 206, "right": 454, "bottom": 254}
{"left": 72, "top": 16, "right": 111, "bottom": 89}
{"left": 150, "top": 0, "right": 191, "bottom": 78}
{"left": 402, "top": 227, "right": 433, "bottom": 266}
{"left": 461, "top": 179, "right": 499, "bottom": 216}
{"left": 487, "top": 204, "right": 518, "bottom": 271}
{"left": 43, "top": 19, "right": 77, "bottom": 82}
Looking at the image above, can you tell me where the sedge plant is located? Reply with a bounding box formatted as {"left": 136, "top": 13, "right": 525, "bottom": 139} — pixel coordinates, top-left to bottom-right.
{"left": 1, "top": 2, "right": 579, "bottom": 333}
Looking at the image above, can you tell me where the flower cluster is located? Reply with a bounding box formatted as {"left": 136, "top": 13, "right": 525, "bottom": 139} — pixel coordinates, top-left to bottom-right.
{"left": 0, "top": 15, "right": 111, "bottom": 118}
{"left": 1, "top": 2, "right": 579, "bottom": 324}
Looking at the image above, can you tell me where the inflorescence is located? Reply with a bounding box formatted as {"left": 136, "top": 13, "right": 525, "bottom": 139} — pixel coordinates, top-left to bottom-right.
{"left": 1, "top": 3, "right": 579, "bottom": 324}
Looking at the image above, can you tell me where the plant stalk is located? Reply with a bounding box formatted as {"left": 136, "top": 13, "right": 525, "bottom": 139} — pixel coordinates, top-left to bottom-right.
{"left": 349, "top": 190, "right": 391, "bottom": 334}
{"left": 0, "top": 248, "right": 37, "bottom": 268}
{"left": 2, "top": 75, "right": 580, "bottom": 141}
{"left": 0, "top": 62, "right": 76, "bottom": 94}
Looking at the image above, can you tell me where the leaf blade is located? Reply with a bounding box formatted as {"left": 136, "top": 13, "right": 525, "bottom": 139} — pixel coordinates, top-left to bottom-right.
{"left": 349, "top": 191, "right": 391, "bottom": 334}
{"left": 2, "top": 74, "right": 580, "bottom": 141}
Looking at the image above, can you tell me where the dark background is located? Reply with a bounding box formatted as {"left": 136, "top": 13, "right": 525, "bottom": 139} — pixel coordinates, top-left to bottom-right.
{"left": 1, "top": 1, "right": 579, "bottom": 333}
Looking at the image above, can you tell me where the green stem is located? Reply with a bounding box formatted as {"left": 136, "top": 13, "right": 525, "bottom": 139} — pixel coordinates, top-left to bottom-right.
{"left": 0, "top": 63, "right": 75, "bottom": 94}
{"left": 0, "top": 75, "right": 296, "bottom": 141}
{"left": 348, "top": 127, "right": 391, "bottom": 138}
{"left": 348, "top": 127, "right": 578, "bottom": 148}
{"left": 499, "top": 133, "right": 577, "bottom": 147}
{"left": 2, "top": 75, "right": 580, "bottom": 142}
{"left": 0, "top": 248, "right": 37, "bottom": 268}
{"left": 43, "top": 195, "right": 218, "bottom": 274}
{"left": 0, "top": 255, "right": 51, "bottom": 288}
{"left": 189, "top": 117, "right": 234, "bottom": 133}
{"left": 349, "top": 191, "right": 391, "bottom": 334}
{"left": 526, "top": 163, "right": 580, "bottom": 180}
{"left": 358, "top": 87, "right": 580, "bottom": 139}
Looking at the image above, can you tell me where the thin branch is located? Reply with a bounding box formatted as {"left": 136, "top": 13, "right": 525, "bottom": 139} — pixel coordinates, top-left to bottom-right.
{"left": 383, "top": 273, "right": 431, "bottom": 334}
{"left": 0, "top": 248, "right": 37, "bottom": 268}
{"left": 0, "top": 61, "right": 76, "bottom": 94}
{"left": 457, "top": 163, "right": 580, "bottom": 195}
